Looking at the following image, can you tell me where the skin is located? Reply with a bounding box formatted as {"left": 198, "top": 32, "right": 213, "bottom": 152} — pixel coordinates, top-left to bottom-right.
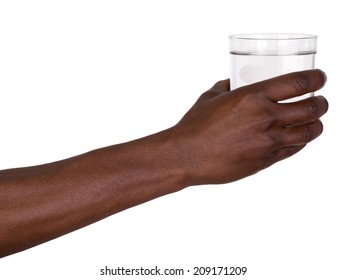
{"left": 0, "top": 69, "right": 328, "bottom": 258}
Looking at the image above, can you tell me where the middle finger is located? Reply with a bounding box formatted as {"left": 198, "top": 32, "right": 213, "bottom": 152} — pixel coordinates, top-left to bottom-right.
{"left": 277, "top": 96, "right": 328, "bottom": 127}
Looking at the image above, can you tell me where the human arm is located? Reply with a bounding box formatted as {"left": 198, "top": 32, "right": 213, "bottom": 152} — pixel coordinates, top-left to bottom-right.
{"left": 0, "top": 69, "right": 328, "bottom": 258}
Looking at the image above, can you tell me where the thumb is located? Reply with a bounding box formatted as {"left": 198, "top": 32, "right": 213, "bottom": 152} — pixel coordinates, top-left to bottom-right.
{"left": 210, "top": 79, "right": 230, "bottom": 92}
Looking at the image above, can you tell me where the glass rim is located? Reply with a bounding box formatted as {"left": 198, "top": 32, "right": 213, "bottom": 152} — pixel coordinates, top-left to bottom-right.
{"left": 229, "top": 33, "right": 317, "bottom": 55}
{"left": 229, "top": 33, "right": 317, "bottom": 41}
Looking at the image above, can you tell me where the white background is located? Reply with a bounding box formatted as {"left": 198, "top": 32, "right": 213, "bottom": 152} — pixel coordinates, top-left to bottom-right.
{"left": 0, "top": 0, "right": 345, "bottom": 279}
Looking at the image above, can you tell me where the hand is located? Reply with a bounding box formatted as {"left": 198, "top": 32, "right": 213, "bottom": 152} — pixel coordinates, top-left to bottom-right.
{"left": 171, "top": 69, "right": 328, "bottom": 185}
{"left": 0, "top": 69, "right": 328, "bottom": 257}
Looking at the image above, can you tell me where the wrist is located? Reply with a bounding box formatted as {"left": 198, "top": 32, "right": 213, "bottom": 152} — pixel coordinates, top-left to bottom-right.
{"left": 159, "top": 127, "right": 199, "bottom": 189}
{"left": 143, "top": 128, "right": 192, "bottom": 191}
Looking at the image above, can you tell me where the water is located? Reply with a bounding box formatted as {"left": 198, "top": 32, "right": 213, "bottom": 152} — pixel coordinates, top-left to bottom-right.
{"left": 230, "top": 53, "right": 315, "bottom": 101}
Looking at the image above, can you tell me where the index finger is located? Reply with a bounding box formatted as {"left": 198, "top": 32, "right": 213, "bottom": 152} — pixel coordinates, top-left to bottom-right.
{"left": 239, "top": 69, "right": 327, "bottom": 102}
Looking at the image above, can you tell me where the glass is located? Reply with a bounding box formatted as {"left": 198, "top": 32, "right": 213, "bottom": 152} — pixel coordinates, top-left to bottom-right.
{"left": 229, "top": 33, "right": 317, "bottom": 101}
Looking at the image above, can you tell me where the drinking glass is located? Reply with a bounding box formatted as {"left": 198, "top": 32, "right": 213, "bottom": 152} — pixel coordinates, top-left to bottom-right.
{"left": 229, "top": 33, "right": 317, "bottom": 101}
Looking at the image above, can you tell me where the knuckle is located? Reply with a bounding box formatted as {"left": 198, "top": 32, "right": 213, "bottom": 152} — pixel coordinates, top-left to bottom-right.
{"left": 303, "top": 126, "right": 314, "bottom": 142}
{"left": 266, "top": 128, "right": 284, "bottom": 148}
{"left": 308, "top": 100, "right": 320, "bottom": 119}
{"left": 258, "top": 104, "right": 280, "bottom": 129}
{"left": 261, "top": 113, "right": 278, "bottom": 130}
{"left": 254, "top": 85, "right": 272, "bottom": 98}
{"left": 304, "top": 120, "right": 323, "bottom": 142}
{"left": 238, "top": 84, "right": 272, "bottom": 101}
{"left": 292, "top": 72, "right": 312, "bottom": 93}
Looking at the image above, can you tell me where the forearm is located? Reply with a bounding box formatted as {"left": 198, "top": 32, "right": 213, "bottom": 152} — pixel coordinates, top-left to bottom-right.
{"left": 0, "top": 128, "right": 187, "bottom": 258}
{"left": 0, "top": 70, "right": 328, "bottom": 258}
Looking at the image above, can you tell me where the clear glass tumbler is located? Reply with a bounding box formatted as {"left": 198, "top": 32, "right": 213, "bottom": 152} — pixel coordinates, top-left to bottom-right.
{"left": 229, "top": 33, "right": 317, "bottom": 101}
